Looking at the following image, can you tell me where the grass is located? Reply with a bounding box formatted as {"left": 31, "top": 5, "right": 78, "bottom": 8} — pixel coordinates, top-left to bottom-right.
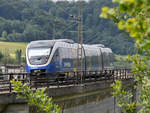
{"left": 0, "top": 41, "right": 27, "bottom": 57}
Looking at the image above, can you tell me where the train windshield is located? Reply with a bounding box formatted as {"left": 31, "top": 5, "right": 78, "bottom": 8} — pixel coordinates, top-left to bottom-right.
{"left": 28, "top": 48, "right": 51, "bottom": 58}
{"left": 28, "top": 48, "right": 51, "bottom": 65}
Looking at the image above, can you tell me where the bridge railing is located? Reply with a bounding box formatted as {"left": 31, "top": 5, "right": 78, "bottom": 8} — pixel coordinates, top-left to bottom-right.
{"left": 0, "top": 64, "right": 26, "bottom": 73}
{"left": 0, "top": 69, "right": 133, "bottom": 93}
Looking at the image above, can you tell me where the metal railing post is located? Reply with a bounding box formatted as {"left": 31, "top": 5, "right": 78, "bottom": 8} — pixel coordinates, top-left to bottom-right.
{"left": 112, "top": 70, "right": 115, "bottom": 82}
{"left": 9, "top": 73, "right": 12, "bottom": 93}
{"left": 124, "top": 69, "right": 126, "bottom": 79}
{"left": 23, "top": 73, "right": 25, "bottom": 84}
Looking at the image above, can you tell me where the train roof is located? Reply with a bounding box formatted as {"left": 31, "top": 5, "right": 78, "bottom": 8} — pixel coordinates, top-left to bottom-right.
{"left": 91, "top": 44, "right": 105, "bottom": 48}
{"left": 27, "top": 39, "right": 112, "bottom": 53}
{"left": 27, "top": 39, "right": 74, "bottom": 48}
{"left": 101, "top": 48, "right": 112, "bottom": 53}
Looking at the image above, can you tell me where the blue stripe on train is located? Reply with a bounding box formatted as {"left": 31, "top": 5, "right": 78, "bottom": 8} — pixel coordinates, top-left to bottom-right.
{"left": 26, "top": 62, "right": 60, "bottom": 73}
{"left": 26, "top": 61, "right": 99, "bottom": 73}
{"left": 26, "top": 61, "right": 74, "bottom": 73}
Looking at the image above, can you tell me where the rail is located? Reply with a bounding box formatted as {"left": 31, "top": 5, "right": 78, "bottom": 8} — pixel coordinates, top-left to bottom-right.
{"left": 0, "top": 69, "right": 133, "bottom": 93}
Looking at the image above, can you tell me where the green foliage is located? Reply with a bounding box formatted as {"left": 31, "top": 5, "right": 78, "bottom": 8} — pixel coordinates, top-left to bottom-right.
{"left": 1, "top": 57, "right": 16, "bottom": 64}
{"left": 100, "top": 0, "right": 150, "bottom": 46}
{"left": 15, "top": 49, "right": 22, "bottom": 64}
{"left": 100, "top": 0, "right": 150, "bottom": 113}
{"left": 11, "top": 80, "right": 61, "bottom": 113}
{"left": 0, "top": 41, "right": 26, "bottom": 64}
{"left": 0, "top": 51, "right": 4, "bottom": 61}
{"left": 112, "top": 80, "right": 136, "bottom": 113}
{"left": 128, "top": 55, "right": 150, "bottom": 113}
{"left": 0, "top": 48, "right": 26, "bottom": 64}
{"left": 113, "top": 55, "right": 131, "bottom": 68}
{"left": 2, "top": 31, "right": 7, "bottom": 38}
{"left": 0, "top": 41, "right": 26, "bottom": 55}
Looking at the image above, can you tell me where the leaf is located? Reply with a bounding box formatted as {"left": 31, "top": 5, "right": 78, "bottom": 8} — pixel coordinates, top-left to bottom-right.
{"left": 118, "top": 20, "right": 126, "bottom": 30}
{"left": 100, "top": 7, "right": 109, "bottom": 18}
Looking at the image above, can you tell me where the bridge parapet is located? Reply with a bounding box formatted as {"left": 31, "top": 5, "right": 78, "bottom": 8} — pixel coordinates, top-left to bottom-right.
{"left": 0, "top": 69, "right": 132, "bottom": 94}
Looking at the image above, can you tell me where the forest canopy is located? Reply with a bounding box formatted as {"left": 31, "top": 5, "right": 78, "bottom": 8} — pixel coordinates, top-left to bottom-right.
{"left": 0, "top": 0, "right": 135, "bottom": 55}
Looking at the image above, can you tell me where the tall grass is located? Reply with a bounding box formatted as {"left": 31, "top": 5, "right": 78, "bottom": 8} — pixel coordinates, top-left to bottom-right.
{"left": 0, "top": 41, "right": 27, "bottom": 57}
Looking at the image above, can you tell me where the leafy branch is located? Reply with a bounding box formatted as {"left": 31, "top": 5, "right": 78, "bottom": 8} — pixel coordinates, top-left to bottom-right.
{"left": 112, "top": 80, "right": 136, "bottom": 113}
{"left": 100, "top": 0, "right": 150, "bottom": 113}
{"left": 11, "top": 80, "right": 61, "bottom": 113}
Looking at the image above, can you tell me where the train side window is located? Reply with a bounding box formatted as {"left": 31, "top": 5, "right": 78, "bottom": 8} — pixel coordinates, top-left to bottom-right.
{"left": 85, "top": 49, "right": 88, "bottom": 68}
{"left": 103, "top": 52, "right": 107, "bottom": 67}
{"left": 51, "top": 49, "right": 59, "bottom": 63}
{"left": 107, "top": 53, "right": 110, "bottom": 66}
{"left": 106, "top": 52, "right": 110, "bottom": 67}
{"left": 60, "top": 47, "right": 67, "bottom": 59}
{"left": 97, "top": 50, "right": 102, "bottom": 68}
{"left": 94, "top": 50, "right": 99, "bottom": 67}
{"left": 69, "top": 48, "right": 73, "bottom": 59}
{"left": 59, "top": 48, "right": 63, "bottom": 60}
{"left": 61, "top": 48, "right": 70, "bottom": 62}
{"left": 86, "top": 49, "right": 91, "bottom": 69}
{"left": 91, "top": 50, "right": 95, "bottom": 66}
{"left": 73, "top": 49, "right": 77, "bottom": 68}
{"left": 104, "top": 52, "right": 108, "bottom": 67}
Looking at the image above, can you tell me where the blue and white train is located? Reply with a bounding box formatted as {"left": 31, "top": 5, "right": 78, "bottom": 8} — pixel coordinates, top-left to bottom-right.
{"left": 26, "top": 39, "right": 114, "bottom": 74}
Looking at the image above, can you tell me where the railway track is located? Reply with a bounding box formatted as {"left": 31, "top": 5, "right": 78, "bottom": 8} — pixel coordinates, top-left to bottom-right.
{"left": 0, "top": 69, "right": 133, "bottom": 93}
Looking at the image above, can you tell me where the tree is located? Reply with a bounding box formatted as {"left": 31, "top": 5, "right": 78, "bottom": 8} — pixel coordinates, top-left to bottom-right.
{"left": 11, "top": 80, "right": 61, "bottom": 113}
{"left": 2, "top": 30, "right": 7, "bottom": 38}
{"left": 100, "top": 0, "right": 150, "bottom": 113}
{"left": 15, "top": 49, "right": 22, "bottom": 64}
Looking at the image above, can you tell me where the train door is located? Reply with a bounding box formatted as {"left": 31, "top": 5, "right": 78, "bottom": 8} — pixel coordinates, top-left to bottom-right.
{"left": 84, "top": 48, "right": 90, "bottom": 72}
{"left": 51, "top": 48, "right": 60, "bottom": 72}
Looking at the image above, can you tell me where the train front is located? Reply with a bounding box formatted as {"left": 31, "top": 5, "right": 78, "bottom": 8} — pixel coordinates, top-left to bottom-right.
{"left": 26, "top": 40, "right": 54, "bottom": 73}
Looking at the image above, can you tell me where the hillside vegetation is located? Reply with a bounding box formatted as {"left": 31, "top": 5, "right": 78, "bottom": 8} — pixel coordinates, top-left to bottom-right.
{"left": 0, "top": 0, "right": 135, "bottom": 55}
{"left": 0, "top": 41, "right": 27, "bottom": 56}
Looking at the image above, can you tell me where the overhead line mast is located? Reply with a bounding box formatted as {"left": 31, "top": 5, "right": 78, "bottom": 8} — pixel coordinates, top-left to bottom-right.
{"left": 52, "top": 21, "right": 56, "bottom": 40}
{"left": 77, "top": 0, "right": 83, "bottom": 83}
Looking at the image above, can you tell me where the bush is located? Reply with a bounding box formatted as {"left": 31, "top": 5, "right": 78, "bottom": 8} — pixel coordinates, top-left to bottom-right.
{"left": 0, "top": 52, "right": 4, "bottom": 61}
{"left": 15, "top": 49, "right": 22, "bottom": 64}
